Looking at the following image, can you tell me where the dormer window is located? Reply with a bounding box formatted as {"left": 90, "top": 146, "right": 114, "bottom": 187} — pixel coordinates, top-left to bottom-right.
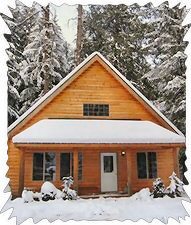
{"left": 83, "top": 104, "right": 109, "bottom": 116}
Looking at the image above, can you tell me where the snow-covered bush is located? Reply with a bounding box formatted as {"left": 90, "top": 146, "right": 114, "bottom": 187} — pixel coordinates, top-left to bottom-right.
{"left": 22, "top": 180, "right": 76, "bottom": 203}
{"left": 40, "top": 181, "right": 65, "bottom": 201}
{"left": 41, "top": 181, "right": 58, "bottom": 201}
{"left": 166, "top": 172, "right": 185, "bottom": 198}
{"left": 22, "top": 188, "right": 34, "bottom": 203}
{"left": 62, "top": 176, "right": 77, "bottom": 200}
{"left": 132, "top": 188, "right": 152, "bottom": 201}
{"left": 33, "top": 192, "right": 42, "bottom": 201}
{"left": 151, "top": 178, "right": 165, "bottom": 198}
{"left": 137, "top": 188, "right": 152, "bottom": 201}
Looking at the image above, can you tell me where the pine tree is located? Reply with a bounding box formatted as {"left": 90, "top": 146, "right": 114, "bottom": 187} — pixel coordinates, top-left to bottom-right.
{"left": 2, "top": 1, "right": 75, "bottom": 123}
{"left": 19, "top": 4, "right": 74, "bottom": 114}
{"left": 81, "top": 4, "right": 151, "bottom": 85}
{"left": 166, "top": 172, "right": 185, "bottom": 197}
{"left": 75, "top": 4, "right": 83, "bottom": 65}
{"left": 1, "top": 0, "right": 37, "bottom": 125}
{"left": 141, "top": 2, "right": 190, "bottom": 134}
{"left": 142, "top": 51, "right": 186, "bottom": 133}
{"left": 62, "top": 176, "right": 77, "bottom": 200}
{"left": 142, "top": 2, "right": 189, "bottom": 67}
{"left": 151, "top": 177, "right": 165, "bottom": 198}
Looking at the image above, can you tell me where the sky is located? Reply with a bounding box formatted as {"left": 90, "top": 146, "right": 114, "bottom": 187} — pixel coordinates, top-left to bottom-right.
{"left": 50, "top": 3, "right": 77, "bottom": 47}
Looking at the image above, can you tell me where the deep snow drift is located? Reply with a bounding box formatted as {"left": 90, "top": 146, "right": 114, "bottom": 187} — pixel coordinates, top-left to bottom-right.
{"left": 1, "top": 188, "right": 190, "bottom": 224}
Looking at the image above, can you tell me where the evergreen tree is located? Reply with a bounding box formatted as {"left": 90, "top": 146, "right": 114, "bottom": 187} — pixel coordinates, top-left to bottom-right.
{"left": 1, "top": 0, "right": 36, "bottom": 125}
{"left": 2, "top": 1, "right": 75, "bottom": 118}
{"left": 151, "top": 177, "right": 165, "bottom": 198}
{"left": 75, "top": 4, "right": 83, "bottom": 65}
{"left": 19, "top": 4, "right": 74, "bottom": 114}
{"left": 142, "top": 51, "right": 186, "bottom": 133}
{"left": 166, "top": 172, "right": 185, "bottom": 197}
{"left": 142, "top": 2, "right": 189, "bottom": 67}
{"left": 142, "top": 2, "right": 190, "bottom": 134}
{"left": 81, "top": 4, "right": 151, "bottom": 85}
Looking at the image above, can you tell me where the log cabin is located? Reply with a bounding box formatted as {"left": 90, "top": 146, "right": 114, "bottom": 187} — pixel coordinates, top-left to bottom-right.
{"left": 7, "top": 52, "right": 185, "bottom": 198}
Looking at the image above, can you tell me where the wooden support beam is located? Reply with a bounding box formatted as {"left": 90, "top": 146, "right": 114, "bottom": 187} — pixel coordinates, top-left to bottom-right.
{"left": 18, "top": 150, "right": 25, "bottom": 196}
{"left": 173, "top": 147, "right": 180, "bottom": 177}
{"left": 14, "top": 143, "right": 185, "bottom": 149}
{"left": 73, "top": 151, "right": 79, "bottom": 191}
{"left": 126, "top": 151, "right": 132, "bottom": 196}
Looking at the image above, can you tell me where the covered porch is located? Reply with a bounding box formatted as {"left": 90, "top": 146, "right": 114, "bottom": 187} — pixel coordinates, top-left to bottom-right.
{"left": 12, "top": 119, "right": 185, "bottom": 196}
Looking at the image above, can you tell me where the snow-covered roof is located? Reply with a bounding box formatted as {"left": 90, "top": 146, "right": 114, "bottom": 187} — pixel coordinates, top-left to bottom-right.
{"left": 13, "top": 119, "right": 185, "bottom": 144}
{"left": 8, "top": 52, "right": 184, "bottom": 136}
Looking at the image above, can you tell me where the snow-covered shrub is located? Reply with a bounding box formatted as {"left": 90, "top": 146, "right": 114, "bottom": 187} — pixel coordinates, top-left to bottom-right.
{"left": 132, "top": 188, "right": 152, "bottom": 201}
{"left": 41, "top": 181, "right": 58, "bottom": 201}
{"left": 33, "top": 192, "right": 42, "bottom": 201}
{"left": 166, "top": 172, "right": 185, "bottom": 198}
{"left": 22, "top": 188, "right": 34, "bottom": 203}
{"left": 151, "top": 178, "right": 165, "bottom": 198}
{"left": 137, "top": 188, "right": 152, "bottom": 201}
{"left": 56, "top": 189, "right": 64, "bottom": 199}
{"left": 62, "top": 176, "right": 77, "bottom": 200}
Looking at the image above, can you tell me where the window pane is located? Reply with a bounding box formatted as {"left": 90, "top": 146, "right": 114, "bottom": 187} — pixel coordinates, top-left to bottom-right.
{"left": 44, "top": 153, "right": 56, "bottom": 181}
{"left": 137, "top": 153, "right": 147, "bottom": 179}
{"left": 33, "top": 153, "right": 43, "bottom": 180}
{"left": 148, "top": 152, "right": 157, "bottom": 178}
{"left": 104, "top": 156, "right": 113, "bottom": 173}
{"left": 78, "top": 152, "right": 83, "bottom": 180}
{"left": 60, "top": 153, "right": 73, "bottom": 179}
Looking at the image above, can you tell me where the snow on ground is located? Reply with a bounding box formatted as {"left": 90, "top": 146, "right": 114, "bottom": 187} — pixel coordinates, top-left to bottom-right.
{"left": 1, "top": 188, "right": 190, "bottom": 224}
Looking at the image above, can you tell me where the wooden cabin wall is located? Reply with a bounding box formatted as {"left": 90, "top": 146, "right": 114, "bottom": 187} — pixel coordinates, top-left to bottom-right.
{"left": 22, "top": 147, "right": 128, "bottom": 196}
{"left": 129, "top": 148, "right": 178, "bottom": 194}
{"left": 13, "top": 145, "right": 179, "bottom": 197}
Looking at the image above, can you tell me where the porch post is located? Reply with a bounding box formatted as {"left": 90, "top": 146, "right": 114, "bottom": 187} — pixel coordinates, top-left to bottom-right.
{"left": 18, "top": 150, "right": 25, "bottom": 196}
{"left": 126, "top": 150, "right": 132, "bottom": 196}
{"left": 73, "top": 151, "right": 79, "bottom": 191}
{"left": 173, "top": 147, "right": 180, "bottom": 177}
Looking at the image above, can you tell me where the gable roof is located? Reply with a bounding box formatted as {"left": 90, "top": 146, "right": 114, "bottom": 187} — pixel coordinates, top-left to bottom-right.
{"left": 8, "top": 52, "right": 184, "bottom": 136}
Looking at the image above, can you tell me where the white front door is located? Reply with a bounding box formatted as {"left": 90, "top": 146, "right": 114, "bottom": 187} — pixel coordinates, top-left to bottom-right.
{"left": 101, "top": 153, "right": 117, "bottom": 192}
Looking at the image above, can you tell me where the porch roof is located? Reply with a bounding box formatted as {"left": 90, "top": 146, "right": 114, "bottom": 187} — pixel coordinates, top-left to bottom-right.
{"left": 12, "top": 119, "right": 185, "bottom": 144}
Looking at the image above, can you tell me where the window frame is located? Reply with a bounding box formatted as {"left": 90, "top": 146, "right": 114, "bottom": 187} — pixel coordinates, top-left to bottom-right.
{"left": 83, "top": 103, "right": 109, "bottom": 117}
{"left": 60, "top": 152, "right": 74, "bottom": 180}
{"left": 32, "top": 152, "right": 56, "bottom": 182}
{"left": 136, "top": 152, "right": 157, "bottom": 179}
{"left": 78, "top": 152, "right": 83, "bottom": 181}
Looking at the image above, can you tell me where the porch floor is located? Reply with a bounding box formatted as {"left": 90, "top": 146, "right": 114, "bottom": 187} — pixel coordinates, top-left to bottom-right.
{"left": 79, "top": 192, "right": 129, "bottom": 199}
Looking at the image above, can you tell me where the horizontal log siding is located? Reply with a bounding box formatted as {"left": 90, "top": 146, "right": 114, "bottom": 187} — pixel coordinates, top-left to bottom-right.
{"left": 23, "top": 148, "right": 128, "bottom": 195}
{"left": 7, "top": 140, "right": 22, "bottom": 197}
{"left": 130, "top": 148, "right": 176, "bottom": 194}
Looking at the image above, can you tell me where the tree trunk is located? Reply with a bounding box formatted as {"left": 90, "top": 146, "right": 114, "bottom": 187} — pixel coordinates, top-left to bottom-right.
{"left": 76, "top": 5, "right": 83, "bottom": 65}
{"left": 43, "top": 4, "right": 51, "bottom": 94}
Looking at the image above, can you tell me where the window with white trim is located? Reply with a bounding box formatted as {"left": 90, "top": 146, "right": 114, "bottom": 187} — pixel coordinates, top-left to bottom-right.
{"left": 137, "top": 152, "right": 157, "bottom": 179}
